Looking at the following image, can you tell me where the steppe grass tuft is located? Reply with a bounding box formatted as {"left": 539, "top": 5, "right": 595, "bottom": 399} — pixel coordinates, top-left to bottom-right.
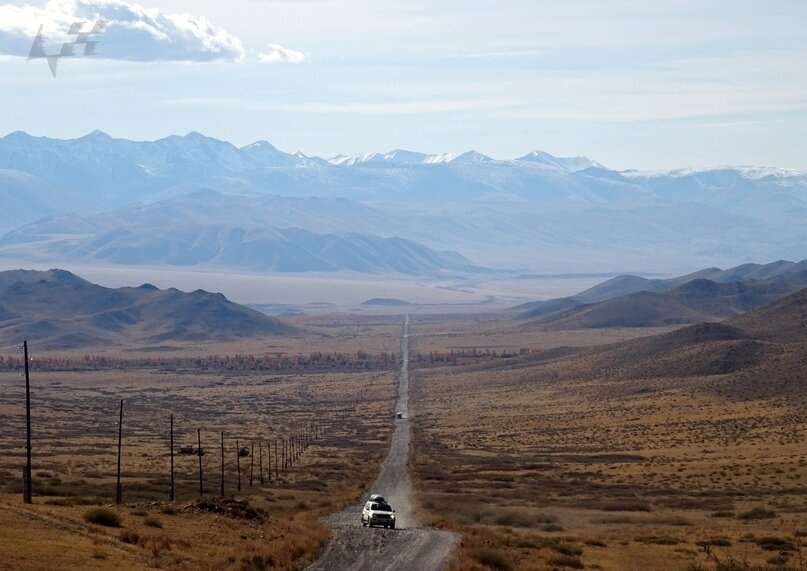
{"left": 472, "top": 547, "right": 513, "bottom": 571}
{"left": 548, "top": 554, "right": 584, "bottom": 569}
{"left": 738, "top": 507, "right": 776, "bottom": 520}
{"left": 83, "top": 507, "right": 122, "bottom": 527}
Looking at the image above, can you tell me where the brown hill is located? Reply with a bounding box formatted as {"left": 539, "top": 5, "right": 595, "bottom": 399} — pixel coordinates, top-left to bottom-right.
{"left": 559, "top": 286, "right": 807, "bottom": 397}
{"left": 516, "top": 258, "right": 807, "bottom": 322}
{"left": 0, "top": 269, "right": 296, "bottom": 350}
{"left": 728, "top": 285, "right": 807, "bottom": 342}
{"left": 524, "top": 274, "right": 807, "bottom": 330}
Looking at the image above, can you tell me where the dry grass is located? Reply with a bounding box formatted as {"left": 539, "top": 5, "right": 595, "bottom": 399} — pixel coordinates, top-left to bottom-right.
{"left": 408, "top": 320, "right": 807, "bottom": 570}
{"left": 0, "top": 346, "right": 399, "bottom": 569}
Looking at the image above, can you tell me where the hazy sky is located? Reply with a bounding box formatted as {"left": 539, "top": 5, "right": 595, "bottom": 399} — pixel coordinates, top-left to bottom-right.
{"left": 1, "top": 0, "right": 806, "bottom": 170}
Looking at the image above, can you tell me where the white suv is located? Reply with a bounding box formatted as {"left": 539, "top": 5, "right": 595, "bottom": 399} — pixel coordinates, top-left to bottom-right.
{"left": 361, "top": 498, "right": 396, "bottom": 529}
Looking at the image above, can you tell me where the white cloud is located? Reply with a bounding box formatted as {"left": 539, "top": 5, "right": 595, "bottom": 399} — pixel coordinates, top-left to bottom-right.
{"left": 258, "top": 43, "right": 308, "bottom": 64}
{"left": 0, "top": 0, "right": 245, "bottom": 62}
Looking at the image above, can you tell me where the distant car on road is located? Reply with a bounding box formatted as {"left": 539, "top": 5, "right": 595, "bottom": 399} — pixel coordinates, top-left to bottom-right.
{"left": 396, "top": 412, "right": 403, "bottom": 419}
{"left": 362, "top": 498, "right": 396, "bottom": 529}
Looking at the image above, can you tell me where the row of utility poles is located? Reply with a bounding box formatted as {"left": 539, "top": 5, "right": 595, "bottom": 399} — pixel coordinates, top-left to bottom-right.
{"left": 17, "top": 340, "right": 327, "bottom": 505}
{"left": 183, "top": 421, "right": 322, "bottom": 501}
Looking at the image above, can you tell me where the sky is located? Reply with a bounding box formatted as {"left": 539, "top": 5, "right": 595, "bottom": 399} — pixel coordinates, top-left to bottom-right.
{"left": 0, "top": 0, "right": 806, "bottom": 170}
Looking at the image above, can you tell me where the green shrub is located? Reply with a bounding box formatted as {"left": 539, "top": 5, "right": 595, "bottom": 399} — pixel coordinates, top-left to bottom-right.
{"left": 144, "top": 515, "right": 163, "bottom": 528}
{"left": 83, "top": 508, "right": 122, "bottom": 527}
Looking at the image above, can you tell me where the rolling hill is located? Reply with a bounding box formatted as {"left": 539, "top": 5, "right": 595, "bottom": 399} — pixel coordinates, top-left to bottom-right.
{"left": 0, "top": 269, "right": 296, "bottom": 349}
{"left": 0, "top": 191, "right": 484, "bottom": 276}
{"left": 519, "top": 259, "right": 807, "bottom": 329}
{"left": 502, "top": 285, "right": 807, "bottom": 399}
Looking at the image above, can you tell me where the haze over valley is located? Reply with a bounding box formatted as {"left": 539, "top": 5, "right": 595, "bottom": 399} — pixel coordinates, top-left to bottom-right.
{"left": 1, "top": 132, "right": 805, "bottom": 296}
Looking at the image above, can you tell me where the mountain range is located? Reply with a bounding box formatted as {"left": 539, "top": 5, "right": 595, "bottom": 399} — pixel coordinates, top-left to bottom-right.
{"left": 518, "top": 258, "right": 807, "bottom": 330}
{"left": 0, "top": 269, "right": 295, "bottom": 350}
{"left": 0, "top": 131, "right": 805, "bottom": 275}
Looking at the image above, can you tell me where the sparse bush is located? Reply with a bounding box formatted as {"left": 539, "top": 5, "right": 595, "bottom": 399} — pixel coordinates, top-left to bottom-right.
{"left": 710, "top": 511, "right": 735, "bottom": 518}
{"left": 83, "top": 507, "right": 122, "bottom": 527}
{"left": 754, "top": 536, "right": 794, "bottom": 551}
{"left": 738, "top": 507, "right": 776, "bottom": 520}
{"left": 160, "top": 504, "right": 177, "bottom": 515}
{"left": 552, "top": 543, "right": 583, "bottom": 557}
{"left": 144, "top": 515, "right": 162, "bottom": 528}
{"left": 472, "top": 547, "right": 513, "bottom": 571}
{"left": 585, "top": 539, "right": 606, "bottom": 547}
{"left": 697, "top": 538, "right": 732, "bottom": 548}
{"left": 146, "top": 534, "right": 172, "bottom": 556}
{"left": 492, "top": 509, "right": 556, "bottom": 528}
{"left": 118, "top": 530, "right": 141, "bottom": 545}
{"left": 45, "top": 496, "right": 98, "bottom": 507}
{"left": 548, "top": 555, "right": 584, "bottom": 569}
{"left": 600, "top": 500, "right": 652, "bottom": 512}
{"left": 636, "top": 535, "right": 678, "bottom": 545}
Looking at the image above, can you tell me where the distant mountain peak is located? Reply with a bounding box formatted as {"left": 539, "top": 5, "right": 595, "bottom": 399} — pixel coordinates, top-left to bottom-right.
{"left": 451, "top": 150, "right": 494, "bottom": 164}
{"left": 242, "top": 140, "right": 278, "bottom": 152}
{"left": 2, "top": 130, "right": 36, "bottom": 141}
{"left": 82, "top": 129, "right": 112, "bottom": 139}
{"left": 517, "top": 150, "right": 603, "bottom": 172}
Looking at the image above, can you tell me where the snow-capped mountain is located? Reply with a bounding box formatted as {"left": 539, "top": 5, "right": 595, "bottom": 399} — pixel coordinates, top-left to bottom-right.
{"left": 328, "top": 149, "right": 457, "bottom": 166}
{"left": 0, "top": 130, "right": 805, "bottom": 275}
{"left": 516, "top": 150, "right": 604, "bottom": 172}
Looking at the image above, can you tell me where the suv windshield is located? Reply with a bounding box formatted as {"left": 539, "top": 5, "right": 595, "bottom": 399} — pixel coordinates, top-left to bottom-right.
{"left": 372, "top": 503, "right": 392, "bottom": 512}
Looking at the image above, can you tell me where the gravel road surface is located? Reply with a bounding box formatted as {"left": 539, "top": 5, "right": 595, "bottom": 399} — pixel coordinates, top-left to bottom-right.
{"left": 307, "top": 315, "right": 458, "bottom": 571}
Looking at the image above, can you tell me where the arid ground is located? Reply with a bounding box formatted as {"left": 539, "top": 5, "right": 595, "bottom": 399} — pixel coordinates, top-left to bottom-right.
{"left": 1, "top": 306, "right": 805, "bottom": 570}
{"left": 408, "top": 308, "right": 807, "bottom": 571}
{"left": 0, "top": 316, "right": 404, "bottom": 570}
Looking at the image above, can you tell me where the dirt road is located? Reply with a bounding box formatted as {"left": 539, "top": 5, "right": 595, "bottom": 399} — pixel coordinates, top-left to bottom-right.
{"left": 308, "top": 315, "right": 457, "bottom": 571}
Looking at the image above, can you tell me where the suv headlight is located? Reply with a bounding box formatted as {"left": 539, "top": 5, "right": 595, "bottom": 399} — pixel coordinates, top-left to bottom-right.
{"left": 390, "top": 514, "right": 395, "bottom": 519}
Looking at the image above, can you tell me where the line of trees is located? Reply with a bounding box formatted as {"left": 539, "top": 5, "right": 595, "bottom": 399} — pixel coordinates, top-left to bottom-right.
{"left": 411, "top": 347, "right": 539, "bottom": 365}
{"left": 0, "top": 350, "right": 398, "bottom": 372}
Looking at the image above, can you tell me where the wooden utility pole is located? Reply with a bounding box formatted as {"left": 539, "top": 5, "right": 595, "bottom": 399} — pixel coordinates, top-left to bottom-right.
{"left": 197, "top": 429, "right": 203, "bottom": 496}
{"left": 116, "top": 399, "right": 123, "bottom": 505}
{"left": 236, "top": 440, "right": 242, "bottom": 492}
{"left": 22, "top": 341, "right": 32, "bottom": 504}
{"left": 258, "top": 441, "right": 264, "bottom": 485}
{"left": 283, "top": 438, "right": 288, "bottom": 471}
{"left": 274, "top": 440, "right": 279, "bottom": 479}
{"left": 169, "top": 414, "right": 174, "bottom": 502}
{"left": 220, "top": 431, "right": 225, "bottom": 496}
{"left": 249, "top": 441, "right": 254, "bottom": 487}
